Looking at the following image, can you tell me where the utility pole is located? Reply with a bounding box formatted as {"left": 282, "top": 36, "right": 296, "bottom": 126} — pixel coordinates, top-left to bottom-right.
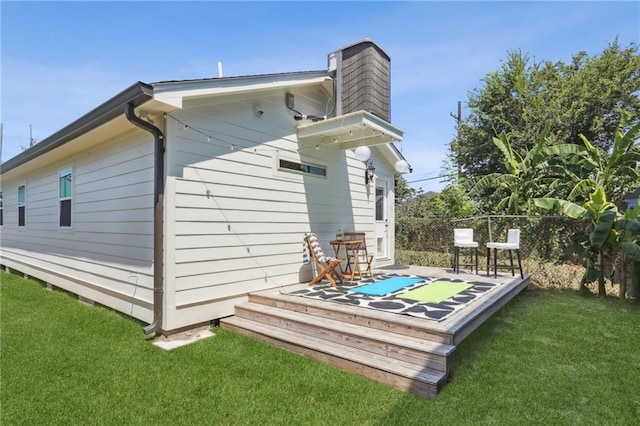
{"left": 29, "top": 124, "right": 35, "bottom": 147}
{"left": 450, "top": 100, "right": 462, "bottom": 180}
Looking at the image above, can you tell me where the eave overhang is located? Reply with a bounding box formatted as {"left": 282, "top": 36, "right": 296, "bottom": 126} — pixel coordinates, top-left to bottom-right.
{"left": 296, "top": 110, "right": 403, "bottom": 151}
{"left": 1, "top": 82, "right": 154, "bottom": 175}
{"left": 152, "top": 71, "right": 331, "bottom": 108}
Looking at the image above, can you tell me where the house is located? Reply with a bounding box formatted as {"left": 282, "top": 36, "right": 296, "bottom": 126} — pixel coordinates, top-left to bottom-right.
{"left": 0, "top": 39, "right": 409, "bottom": 335}
{"left": 624, "top": 188, "right": 639, "bottom": 210}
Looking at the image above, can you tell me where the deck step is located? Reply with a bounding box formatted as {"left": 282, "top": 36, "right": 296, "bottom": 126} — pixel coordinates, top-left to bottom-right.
{"left": 221, "top": 315, "right": 447, "bottom": 400}
{"left": 233, "top": 302, "right": 454, "bottom": 372}
{"left": 248, "top": 290, "right": 454, "bottom": 344}
{"left": 221, "top": 273, "right": 530, "bottom": 400}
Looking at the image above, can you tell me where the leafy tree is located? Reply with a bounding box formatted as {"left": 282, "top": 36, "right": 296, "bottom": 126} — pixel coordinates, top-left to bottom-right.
{"left": 423, "top": 184, "right": 478, "bottom": 218}
{"left": 455, "top": 41, "right": 640, "bottom": 197}
{"left": 395, "top": 175, "right": 418, "bottom": 206}
{"left": 545, "top": 111, "right": 640, "bottom": 208}
{"left": 535, "top": 188, "right": 640, "bottom": 297}
{"left": 535, "top": 117, "right": 640, "bottom": 296}
{"left": 469, "top": 125, "right": 554, "bottom": 214}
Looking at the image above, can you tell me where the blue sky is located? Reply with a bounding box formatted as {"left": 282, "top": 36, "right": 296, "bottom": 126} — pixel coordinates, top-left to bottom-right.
{"left": 2, "top": 1, "right": 639, "bottom": 192}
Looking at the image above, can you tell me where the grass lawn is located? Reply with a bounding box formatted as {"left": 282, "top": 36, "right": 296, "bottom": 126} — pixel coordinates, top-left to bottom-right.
{"left": 2, "top": 270, "right": 639, "bottom": 425}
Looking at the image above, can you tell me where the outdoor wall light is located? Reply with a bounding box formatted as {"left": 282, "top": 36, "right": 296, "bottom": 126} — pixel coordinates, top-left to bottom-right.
{"left": 365, "top": 160, "right": 376, "bottom": 184}
{"left": 353, "top": 146, "right": 371, "bottom": 162}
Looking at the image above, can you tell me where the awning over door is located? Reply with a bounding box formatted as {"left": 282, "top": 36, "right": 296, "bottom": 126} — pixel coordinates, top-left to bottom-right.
{"left": 297, "top": 110, "right": 403, "bottom": 150}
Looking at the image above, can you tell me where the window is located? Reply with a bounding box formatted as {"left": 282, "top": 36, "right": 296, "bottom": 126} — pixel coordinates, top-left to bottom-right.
{"left": 279, "top": 159, "right": 326, "bottom": 177}
{"left": 0, "top": 191, "right": 3, "bottom": 226}
{"left": 59, "top": 170, "right": 72, "bottom": 227}
{"left": 375, "top": 186, "right": 384, "bottom": 221}
{"left": 18, "top": 185, "right": 26, "bottom": 227}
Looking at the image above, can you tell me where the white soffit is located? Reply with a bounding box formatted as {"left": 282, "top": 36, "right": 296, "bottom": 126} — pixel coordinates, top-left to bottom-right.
{"left": 297, "top": 110, "right": 404, "bottom": 150}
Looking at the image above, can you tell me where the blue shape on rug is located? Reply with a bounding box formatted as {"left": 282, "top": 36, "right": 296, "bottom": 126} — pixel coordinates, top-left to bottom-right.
{"left": 351, "top": 276, "right": 425, "bottom": 296}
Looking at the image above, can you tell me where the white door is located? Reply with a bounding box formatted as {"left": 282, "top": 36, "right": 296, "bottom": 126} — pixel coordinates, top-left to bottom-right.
{"left": 375, "top": 180, "right": 389, "bottom": 259}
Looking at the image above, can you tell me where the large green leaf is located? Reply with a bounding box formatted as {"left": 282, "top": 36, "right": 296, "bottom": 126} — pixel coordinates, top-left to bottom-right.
{"left": 611, "top": 151, "right": 640, "bottom": 169}
{"left": 589, "top": 209, "right": 616, "bottom": 249}
{"left": 544, "top": 143, "right": 587, "bottom": 157}
{"left": 492, "top": 132, "right": 520, "bottom": 174}
{"left": 523, "top": 123, "right": 551, "bottom": 166}
{"left": 612, "top": 112, "right": 640, "bottom": 161}
{"left": 584, "top": 186, "right": 615, "bottom": 218}
{"left": 470, "top": 173, "right": 517, "bottom": 195}
{"left": 619, "top": 241, "right": 640, "bottom": 261}
{"left": 616, "top": 218, "right": 640, "bottom": 235}
{"left": 568, "top": 179, "right": 595, "bottom": 201}
{"left": 570, "top": 230, "right": 592, "bottom": 259}
{"left": 534, "top": 197, "right": 586, "bottom": 219}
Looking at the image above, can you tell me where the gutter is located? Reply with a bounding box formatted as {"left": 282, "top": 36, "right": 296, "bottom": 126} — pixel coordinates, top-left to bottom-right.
{"left": 124, "top": 102, "right": 165, "bottom": 336}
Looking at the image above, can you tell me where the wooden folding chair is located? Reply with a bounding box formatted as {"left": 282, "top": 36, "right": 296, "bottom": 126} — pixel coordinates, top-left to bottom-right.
{"left": 343, "top": 232, "right": 374, "bottom": 279}
{"left": 304, "top": 233, "right": 343, "bottom": 287}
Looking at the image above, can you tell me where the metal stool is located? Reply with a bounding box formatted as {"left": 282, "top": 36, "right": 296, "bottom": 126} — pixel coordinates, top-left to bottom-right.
{"left": 486, "top": 229, "right": 523, "bottom": 278}
{"left": 453, "top": 228, "right": 478, "bottom": 274}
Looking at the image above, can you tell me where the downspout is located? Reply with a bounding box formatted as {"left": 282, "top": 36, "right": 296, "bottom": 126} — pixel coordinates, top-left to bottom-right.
{"left": 125, "top": 102, "right": 165, "bottom": 336}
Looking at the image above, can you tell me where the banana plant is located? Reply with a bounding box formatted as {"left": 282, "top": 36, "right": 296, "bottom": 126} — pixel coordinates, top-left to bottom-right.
{"left": 471, "top": 124, "right": 552, "bottom": 213}
{"left": 613, "top": 204, "right": 640, "bottom": 300}
{"left": 544, "top": 111, "right": 640, "bottom": 205}
{"left": 535, "top": 187, "right": 618, "bottom": 294}
{"left": 535, "top": 186, "right": 640, "bottom": 297}
{"left": 535, "top": 113, "right": 640, "bottom": 297}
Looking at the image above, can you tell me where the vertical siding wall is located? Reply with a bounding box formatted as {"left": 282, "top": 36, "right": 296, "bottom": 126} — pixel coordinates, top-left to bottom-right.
{"left": 0, "top": 130, "right": 155, "bottom": 322}
{"left": 163, "top": 88, "right": 379, "bottom": 329}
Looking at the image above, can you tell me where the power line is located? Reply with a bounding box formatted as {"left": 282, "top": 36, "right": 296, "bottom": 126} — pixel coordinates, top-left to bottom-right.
{"left": 406, "top": 174, "right": 448, "bottom": 183}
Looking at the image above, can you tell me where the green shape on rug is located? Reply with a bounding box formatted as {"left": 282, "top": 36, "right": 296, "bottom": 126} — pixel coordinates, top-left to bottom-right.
{"left": 398, "top": 281, "right": 473, "bottom": 303}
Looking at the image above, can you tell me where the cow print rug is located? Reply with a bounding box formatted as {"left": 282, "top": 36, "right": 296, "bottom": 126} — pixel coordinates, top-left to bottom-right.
{"left": 282, "top": 273, "right": 500, "bottom": 322}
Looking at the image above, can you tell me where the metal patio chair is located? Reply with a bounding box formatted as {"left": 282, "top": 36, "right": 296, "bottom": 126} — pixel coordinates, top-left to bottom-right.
{"left": 453, "top": 228, "right": 479, "bottom": 274}
{"left": 486, "top": 228, "right": 523, "bottom": 278}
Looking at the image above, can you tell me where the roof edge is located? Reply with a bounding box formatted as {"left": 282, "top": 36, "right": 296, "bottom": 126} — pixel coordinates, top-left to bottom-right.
{"left": 1, "top": 81, "right": 153, "bottom": 175}
{"left": 150, "top": 70, "right": 328, "bottom": 88}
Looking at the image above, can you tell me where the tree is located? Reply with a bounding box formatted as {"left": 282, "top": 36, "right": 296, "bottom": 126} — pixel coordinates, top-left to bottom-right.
{"left": 469, "top": 125, "right": 554, "bottom": 214}
{"left": 545, "top": 111, "right": 640, "bottom": 208}
{"left": 424, "top": 184, "right": 478, "bottom": 218}
{"left": 534, "top": 116, "right": 640, "bottom": 296}
{"left": 395, "top": 175, "right": 418, "bottom": 206}
{"left": 455, "top": 41, "right": 640, "bottom": 196}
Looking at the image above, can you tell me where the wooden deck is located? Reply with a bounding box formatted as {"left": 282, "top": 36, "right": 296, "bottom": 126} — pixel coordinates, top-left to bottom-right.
{"left": 220, "top": 265, "right": 529, "bottom": 400}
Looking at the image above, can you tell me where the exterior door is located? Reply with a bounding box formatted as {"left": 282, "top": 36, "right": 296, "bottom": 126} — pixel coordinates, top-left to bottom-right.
{"left": 375, "top": 179, "right": 389, "bottom": 259}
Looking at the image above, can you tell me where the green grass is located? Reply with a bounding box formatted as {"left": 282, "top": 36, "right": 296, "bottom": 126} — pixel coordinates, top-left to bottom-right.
{"left": 2, "top": 270, "right": 639, "bottom": 425}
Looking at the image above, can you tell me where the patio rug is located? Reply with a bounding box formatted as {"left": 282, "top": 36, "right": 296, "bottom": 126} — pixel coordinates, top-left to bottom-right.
{"left": 351, "top": 276, "right": 425, "bottom": 296}
{"left": 282, "top": 274, "right": 500, "bottom": 322}
{"left": 398, "top": 281, "right": 473, "bottom": 303}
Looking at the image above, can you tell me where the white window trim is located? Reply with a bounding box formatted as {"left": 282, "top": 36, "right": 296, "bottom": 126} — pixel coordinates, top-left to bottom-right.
{"left": 274, "top": 153, "right": 328, "bottom": 180}
{"left": 17, "top": 184, "right": 26, "bottom": 228}
{"left": 58, "top": 168, "right": 73, "bottom": 229}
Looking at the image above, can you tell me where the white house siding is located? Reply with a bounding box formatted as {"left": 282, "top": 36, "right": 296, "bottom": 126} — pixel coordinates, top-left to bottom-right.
{"left": 161, "top": 86, "right": 385, "bottom": 330}
{"left": 0, "top": 129, "right": 155, "bottom": 322}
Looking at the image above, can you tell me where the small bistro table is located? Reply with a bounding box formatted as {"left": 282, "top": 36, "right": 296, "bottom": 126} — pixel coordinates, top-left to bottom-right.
{"left": 329, "top": 239, "right": 365, "bottom": 283}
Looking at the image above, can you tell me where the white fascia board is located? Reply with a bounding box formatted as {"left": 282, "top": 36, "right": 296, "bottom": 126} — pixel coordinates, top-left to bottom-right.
{"left": 152, "top": 74, "right": 331, "bottom": 109}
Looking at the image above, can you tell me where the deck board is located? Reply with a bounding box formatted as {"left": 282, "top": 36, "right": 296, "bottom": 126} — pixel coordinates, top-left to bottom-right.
{"left": 220, "top": 265, "right": 529, "bottom": 400}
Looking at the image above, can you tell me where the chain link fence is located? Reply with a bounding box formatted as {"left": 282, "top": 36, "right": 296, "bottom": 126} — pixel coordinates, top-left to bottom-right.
{"left": 395, "top": 215, "right": 637, "bottom": 296}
